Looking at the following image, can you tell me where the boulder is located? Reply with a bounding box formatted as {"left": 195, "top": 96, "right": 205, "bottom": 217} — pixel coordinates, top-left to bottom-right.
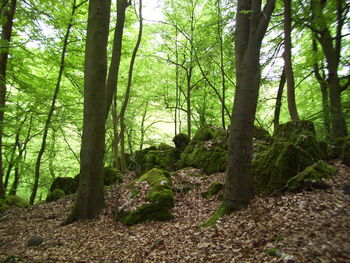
{"left": 0, "top": 195, "right": 28, "bottom": 213}
{"left": 201, "top": 182, "right": 224, "bottom": 199}
{"left": 27, "top": 236, "right": 44, "bottom": 246}
{"left": 253, "top": 142, "right": 314, "bottom": 194}
{"left": 286, "top": 161, "right": 335, "bottom": 191}
{"left": 273, "top": 120, "right": 316, "bottom": 143}
{"left": 50, "top": 177, "right": 78, "bottom": 195}
{"left": 342, "top": 142, "right": 350, "bottom": 165}
{"left": 103, "top": 167, "right": 123, "bottom": 185}
{"left": 295, "top": 134, "right": 326, "bottom": 161}
{"left": 46, "top": 189, "right": 65, "bottom": 202}
{"left": 192, "top": 125, "right": 227, "bottom": 142}
{"left": 172, "top": 133, "right": 190, "bottom": 151}
{"left": 253, "top": 126, "right": 271, "bottom": 141}
{"left": 134, "top": 144, "right": 180, "bottom": 176}
{"left": 114, "top": 168, "right": 174, "bottom": 225}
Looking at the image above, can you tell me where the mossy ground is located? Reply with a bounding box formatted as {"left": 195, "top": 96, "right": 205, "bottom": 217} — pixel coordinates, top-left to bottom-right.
{"left": 46, "top": 189, "right": 65, "bottom": 202}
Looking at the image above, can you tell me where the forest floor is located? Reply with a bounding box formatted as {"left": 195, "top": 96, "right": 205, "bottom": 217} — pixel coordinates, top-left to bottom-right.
{"left": 0, "top": 160, "right": 349, "bottom": 263}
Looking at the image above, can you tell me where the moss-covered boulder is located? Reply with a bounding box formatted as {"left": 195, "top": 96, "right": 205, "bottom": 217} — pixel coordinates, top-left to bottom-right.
{"left": 192, "top": 125, "right": 227, "bottom": 142}
{"left": 253, "top": 142, "right": 314, "bottom": 194}
{"left": 46, "top": 189, "right": 65, "bottom": 202}
{"left": 342, "top": 142, "right": 350, "bottom": 165}
{"left": 201, "top": 182, "right": 224, "bottom": 198}
{"left": 178, "top": 140, "right": 227, "bottom": 174}
{"left": 114, "top": 168, "right": 174, "bottom": 225}
{"left": 50, "top": 177, "right": 78, "bottom": 195}
{"left": 172, "top": 133, "right": 190, "bottom": 151}
{"left": 0, "top": 195, "right": 28, "bottom": 213}
{"left": 103, "top": 167, "right": 123, "bottom": 185}
{"left": 253, "top": 126, "right": 271, "bottom": 141}
{"left": 134, "top": 144, "right": 180, "bottom": 176}
{"left": 286, "top": 161, "right": 335, "bottom": 191}
{"left": 273, "top": 120, "right": 316, "bottom": 143}
{"left": 295, "top": 134, "right": 326, "bottom": 161}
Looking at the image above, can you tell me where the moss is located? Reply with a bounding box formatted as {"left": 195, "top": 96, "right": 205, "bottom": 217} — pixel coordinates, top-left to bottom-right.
{"left": 0, "top": 195, "right": 28, "bottom": 213}
{"left": 192, "top": 125, "right": 227, "bottom": 142}
{"left": 201, "top": 204, "right": 229, "bottom": 228}
{"left": 116, "top": 168, "right": 174, "bottom": 225}
{"left": 266, "top": 248, "right": 278, "bottom": 256}
{"left": 295, "top": 134, "right": 326, "bottom": 161}
{"left": 342, "top": 142, "right": 350, "bottom": 165}
{"left": 172, "top": 133, "right": 190, "bottom": 151}
{"left": 286, "top": 161, "right": 335, "bottom": 192}
{"left": 318, "top": 141, "right": 329, "bottom": 160}
{"left": 273, "top": 120, "right": 316, "bottom": 143}
{"left": 201, "top": 182, "right": 224, "bottom": 198}
{"left": 2, "top": 255, "right": 21, "bottom": 263}
{"left": 50, "top": 177, "right": 78, "bottom": 195}
{"left": 253, "top": 142, "right": 314, "bottom": 194}
{"left": 178, "top": 141, "right": 227, "bottom": 174}
{"left": 334, "top": 136, "right": 350, "bottom": 158}
{"left": 253, "top": 126, "right": 271, "bottom": 141}
{"left": 103, "top": 167, "right": 123, "bottom": 185}
{"left": 46, "top": 189, "right": 65, "bottom": 202}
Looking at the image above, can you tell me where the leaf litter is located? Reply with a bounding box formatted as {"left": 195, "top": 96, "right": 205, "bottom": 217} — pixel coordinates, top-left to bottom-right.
{"left": 0, "top": 161, "right": 349, "bottom": 263}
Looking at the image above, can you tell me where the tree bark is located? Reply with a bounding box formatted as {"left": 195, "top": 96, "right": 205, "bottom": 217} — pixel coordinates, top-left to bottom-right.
{"left": 273, "top": 68, "right": 286, "bottom": 131}
{"left": 63, "top": 0, "right": 111, "bottom": 224}
{"left": 119, "top": 0, "right": 143, "bottom": 173}
{"left": 0, "top": 0, "right": 17, "bottom": 198}
{"left": 29, "top": 0, "right": 79, "bottom": 205}
{"left": 283, "top": 0, "right": 299, "bottom": 121}
{"left": 223, "top": 0, "right": 276, "bottom": 212}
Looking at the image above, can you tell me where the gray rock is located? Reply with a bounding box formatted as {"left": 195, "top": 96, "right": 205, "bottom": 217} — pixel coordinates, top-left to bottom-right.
{"left": 27, "top": 236, "right": 43, "bottom": 246}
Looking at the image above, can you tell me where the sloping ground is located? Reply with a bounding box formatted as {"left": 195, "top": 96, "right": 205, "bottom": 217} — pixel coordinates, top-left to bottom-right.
{"left": 0, "top": 161, "right": 349, "bottom": 263}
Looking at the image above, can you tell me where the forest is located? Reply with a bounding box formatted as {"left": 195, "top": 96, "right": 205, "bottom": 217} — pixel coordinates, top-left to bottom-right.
{"left": 0, "top": 0, "right": 349, "bottom": 262}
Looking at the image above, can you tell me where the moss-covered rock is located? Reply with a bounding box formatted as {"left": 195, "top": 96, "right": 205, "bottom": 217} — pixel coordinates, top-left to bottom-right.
{"left": 134, "top": 145, "right": 180, "bottom": 176}
{"left": 46, "top": 189, "right": 65, "bottom": 202}
{"left": 0, "top": 195, "right": 28, "bottom": 213}
{"left": 342, "top": 142, "right": 350, "bottom": 165}
{"left": 114, "top": 168, "right": 174, "bottom": 225}
{"left": 286, "top": 161, "right": 335, "bottom": 191}
{"left": 295, "top": 134, "right": 326, "bottom": 161}
{"left": 103, "top": 167, "right": 123, "bottom": 185}
{"left": 201, "top": 182, "right": 224, "bottom": 198}
{"left": 253, "top": 142, "right": 314, "bottom": 194}
{"left": 172, "top": 133, "right": 190, "bottom": 151}
{"left": 273, "top": 120, "right": 316, "bottom": 143}
{"left": 178, "top": 140, "right": 227, "bottom": 174}
{"left": 50, "top": 177, "right": 78, "bottom": 195}
{"left": 318, "top": 141, "right": 329, "bottom": 160}
{"left": 192, "top": 125, "right": 227, "bottom": 142}
{"left": 253, "top": 126, "right": 271, "bottom": 141}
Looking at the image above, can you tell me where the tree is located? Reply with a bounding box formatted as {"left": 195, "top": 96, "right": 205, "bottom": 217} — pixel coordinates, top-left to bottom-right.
{"left": 223, "top": 0, "right": 276, "bottom": 211}
{"left": 0, "top": 0, "right": 17, "bottom": 198}
{"left": 283, "top": 0, "right": 299, "bottom": 121}
{"left": 63, "top": 0, "right": 111, "bottom": 224}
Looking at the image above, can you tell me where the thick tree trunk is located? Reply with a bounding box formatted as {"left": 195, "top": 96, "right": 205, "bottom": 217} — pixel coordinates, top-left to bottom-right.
{"left": 29, "top": 0, "right": 78, "bottom": 205}
{"left": 283, "top": 0, "right": 299, "bottom": 121}
{"left": 0, "top": 0, "right": 17, "bottom": 198}
{"left": 223, "top": 0, "right": 276, "bottom": 212}
{"left": 273, "top": 68, "right": 286, "bottom": 131}
{"left": 63, "top": 0, "right": 111, "bottom": 224}
{"left": 119, "top": 0, "right": 143, "bottom": 173}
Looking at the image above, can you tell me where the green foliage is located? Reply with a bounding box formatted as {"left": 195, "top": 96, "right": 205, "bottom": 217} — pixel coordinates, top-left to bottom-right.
{"left": 46, "top": 189, "right": 65, "bottom": 202}
{"left": 2, "top": 255, "right": 21, "bottom": 263}
{"left": 266, "top": 248, "right": 278, "bottom": 256}
{"left": 286, "top": 161, "right": 335, "bottom": 191}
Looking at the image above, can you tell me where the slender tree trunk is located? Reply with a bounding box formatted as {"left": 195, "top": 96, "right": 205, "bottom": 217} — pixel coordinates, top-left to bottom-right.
{"left": 0, "top": 0, "right": 17, "bottom": 198}
{"left": 119, "top": 0, "right": 143, "bottom": 173}
{"left": 223, "top": 0, "right": 276, "bottom": 212}
{"left": 63, "top": 0, "right": 111, "bottom": 225}
{"left": 273, "top": 68, "right": 286, "bottom": 131}
{"left": 175, "top": 27, "right": 179, "bottom": 135}
{"left": 283, "top": 0, "right": 299, "bottom": 121}
{"left": 139, "top": 103, "right": 148, "bottom": 151}
{"left": 105, "top": 0, "right": 130, "bottom": 118}
{"left": 186, "top": 69, "right": 192, "bottom": 137}
{"left": 29, "top": 0, "right": 78, "bottom": 205}
{"left": 217, "top": 0, "right": 226, "bottom": 129}
{"left": 111, "top": 96, "right": 120, "bottom": 169}
{"left": 3, "top": 130, "right": 19, "bottom": 191}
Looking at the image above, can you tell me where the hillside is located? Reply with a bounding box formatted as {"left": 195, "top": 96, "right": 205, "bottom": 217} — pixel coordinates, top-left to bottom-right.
{"left": 0, "top": 160, "right": 349, "bottom": 263}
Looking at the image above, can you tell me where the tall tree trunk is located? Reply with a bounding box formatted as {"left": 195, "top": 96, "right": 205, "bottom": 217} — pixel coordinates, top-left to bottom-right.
{"left": 0, "top": 0, "right": 17, "bottom": 198}
{"left": 217, "top": 0, "right": 226, "bottom": 129}
{"left": 119, "top": 0, "right": 143, "bottom": 173}
{"left": 29, "top": 0, "right": 79, "bottom": 205}
{"left": 139, "top": 103, "right": 148, "bottom": 151}
{"left": 311, "top": 0, "right": 348, "bottom": 140}
{"left": 63, "top": 0, "right": 111, "bottom": 225}
{"left": 273, "top": 68, "right": 286, "bottom": 131}
{"left": 186, "top": 69, "right": 192, "bottom": 137}
{"left": 283, "top": 0, "right": 299, "bottom": 121}
{"left": 223, "top": 0, "right": 276, "bottom": 212}
{"left": 175, "top": 27, "right": 179, "bottom": 135}
{"left": 105, "top": 0, "right": 130, "bottom": 117}
{"left": 3, "top": 130, "right": 19, "bottom": 191}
